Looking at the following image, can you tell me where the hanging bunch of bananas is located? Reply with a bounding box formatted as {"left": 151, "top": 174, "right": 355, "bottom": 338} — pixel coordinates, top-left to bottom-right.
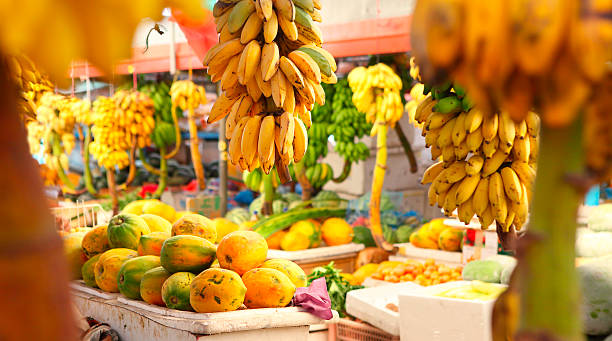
{"left": 89, "top": 91, "right": 155, "bottom": 169}
{"left": 68, "top": 97, "right": 93, "bottom": 126}
{"left": 204, "top": 0, "right": 338, "bottom": 175}
{"left": 170, "top": 80, "right": 207, "bottom": 110}
{"left": 25, "top": 93, "right": 77, "bottom": 173}
{"left": 347, "top": 63, "right": 404, "bottom": 129}
{"left": 410, "top": 0, "right": 612, "bottom": 181}
{"left": 413, "top": 78, "right": 540, "bottom": 231}
{"left": 140, "top": 82, "right": 177, "bottom": 124}
{"left": 5, "top": 54, "right": 53, "bottom": 122}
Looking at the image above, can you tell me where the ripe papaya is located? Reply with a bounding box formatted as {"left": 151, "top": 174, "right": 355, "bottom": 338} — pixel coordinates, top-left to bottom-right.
{"left": 81, "top": 225, "right": 110, "bottom": 257}
{"left": 63, "top": 232, "right": 88, "bottom": 280}
{"left": 142, "top": 200, "right": 176, "bottom": 222}
{"left": 190, "top": 268, "right": 246, "bottom": 313}
{"left": 289, "top": 220, "right": 322, "bottom": 247}
{"left": 213, "top": 218, "right": 240, "bottom": 243}
{"left": 94, "top": 248, "right": 138, "bottom": 292}
{"left": 162, "top": 272, "right": 195, "bottom": 311}
{"left": 140, "top": 214, "right": 172, "bottom": 233}
{"left": 117, "top": 256, "right": 161, "bottom": 300}
{"left": 171, "top": 213, "right": 216, "bottom": 242}
{"left": 260, "top": 259, "right": 307, "bottom": 288}
{"left": 266, "top": 229, "right": 287, "bottom": 249}
{"left": 160, "top": 235, "right": 217, "bottom": 273}
{"left": 242, "top": 268, "right": 296, "bottom": 308}
{"left": 409, "top": 231, "right": 439, "bottom": 249}
{"left": 438, "top": 228, "right": 463, "bottom": 251}
{"left": 138, "top": 232, "right": 171, "bottom": 256}
{"left": 140, "top": 266, "right": 171, "bottom": 306}
{"left": 280, "top": 230, "right": 310, "bottom": 251}
{"left": 217, "top": 231, "right": 268, "bottom": 275}
{"left": 82, "top": 254, "right": 102, "bottom": 288}
{"left": 107, "top": 213, "right": 151, "bottom": 250}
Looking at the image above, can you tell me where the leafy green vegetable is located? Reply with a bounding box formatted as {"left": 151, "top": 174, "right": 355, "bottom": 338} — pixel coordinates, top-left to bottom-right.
{"left": 307, "top": 262, "right": 363, "bottom": 317}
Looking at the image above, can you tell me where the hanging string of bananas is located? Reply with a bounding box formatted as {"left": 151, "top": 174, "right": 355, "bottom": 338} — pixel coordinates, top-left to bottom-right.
{"left": 410, "top": 59, "right": 539, "bottom": 232}
{"left": 204, "top": 0, "right": 338, "bottom": 176}
{"left": 348, "top": 63, "right": 404, "bottom": 250}
{"left": 411, "top": 0, "right": 611, "bottom": 182}
{"left": 89, "top": 90, "right": 155, "bottom": 170}
{"left": 25, "top": 93, "right": 78, "bottom": 189}
{"left": 169, "top": 79, "right": 207, "bottom": 190}
{"left": 5, "top": 54, "right": 53, "bottom": 122}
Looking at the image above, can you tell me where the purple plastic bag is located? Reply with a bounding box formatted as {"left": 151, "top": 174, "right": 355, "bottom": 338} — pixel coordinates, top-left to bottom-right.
{"left": 291, "top": 277, "right": 333, "bottom": 320}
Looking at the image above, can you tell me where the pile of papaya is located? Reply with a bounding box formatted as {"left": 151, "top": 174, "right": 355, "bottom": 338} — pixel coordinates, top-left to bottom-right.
{"left": 409, "top": 218, "right": 464, "bottom": 252}
{"left": 62, "top": 199, "right": 307, "bottom": 313}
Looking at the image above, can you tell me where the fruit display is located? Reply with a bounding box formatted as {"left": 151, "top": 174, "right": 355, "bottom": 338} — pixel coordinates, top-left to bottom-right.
{"left": 252, "top": 206, "right": 347, "bottom": 240}
{"left": 204, "top": 0, "right": 338, "bottom": 174}
{"left": 435, "top": 280, "right": 506, "bottom": 301}
{"left": 169, "top": 79, "right": 207, "bottom": 189}
{"left": 64, "top": 207, "right": 307, "bottom": 314}
{"left": 308, "top": 262, "right": 363, "bottom": 317}
{"left": 348, "top": 63, "right": 405, "bottom": 250}
{"left": 412, "top": 75, "right": 539, "bottom": 231}
{"left": 369, "top": 259, "right": 463, "bottom": 286}
{"left": 89, "top": 90, "right": 155, "bottom": 170}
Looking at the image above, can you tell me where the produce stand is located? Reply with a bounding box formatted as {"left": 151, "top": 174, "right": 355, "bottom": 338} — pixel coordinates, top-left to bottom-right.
{"left": 268, "top": 244, "right": 365, "bottom": 274}
{"left": 71, "top": 282, "right": 333, "bottom": 341}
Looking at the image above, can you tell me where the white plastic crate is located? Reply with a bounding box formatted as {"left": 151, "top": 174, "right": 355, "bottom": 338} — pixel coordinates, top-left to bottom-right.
{"left": 398, "top": 281, "right": 507, "bottom": 341}
{"left": 345, "top": 282, "right": 423, "bottom": 336}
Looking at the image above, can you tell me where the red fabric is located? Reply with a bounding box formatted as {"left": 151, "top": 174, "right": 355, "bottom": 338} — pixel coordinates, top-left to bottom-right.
{"left": 172, "top": 10, "right": 218, "bottom": 62}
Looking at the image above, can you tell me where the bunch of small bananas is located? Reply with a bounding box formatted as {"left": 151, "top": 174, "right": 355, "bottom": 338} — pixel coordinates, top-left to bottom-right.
{"left": 305, "top": 162, "right": 333, "bottom": 189}
{"left": 68, "top": 97, "right": 93, "bottom": 126}
{"left": 170, "top": 80, "right": 207, "bottom": 110}
{"left": 25, "top": 93, "right": 77, "bottom": 172}
{"left": 89, "top": 91, "right": 155, "bottom": 169}
{"left": 5, "top": 54, "right": 53, "bottom": 122}
{"left": 204, "top": 0, "right": 338, "bottom": 174}
{"left": 411, "top": 0, "right": 612, "bottom": 181}
{"left": 348, "top": 63, "right": 404, "bottom": 129}
{"left": 414, "top": 81, "right": 539, "bottom": 231}
{"left": 228, "top": 111, "right": 308, "bottom": 174}
{"left": 243, "top": 167, "right": 283, "bottom": 192}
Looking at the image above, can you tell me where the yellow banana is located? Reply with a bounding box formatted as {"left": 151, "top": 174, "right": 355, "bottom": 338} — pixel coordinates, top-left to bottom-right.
{"left": 452, "top": 112, "right": 467, "bottom": 146}
{"left": 228, "top": 0, "right": 256, "bottom": 33}
{"left": 472, "top": 176, "right": 489, "bottom": 216}
{"left": 293, "top": 116, "right": 308, "bottom": 162}
{"left": 237, "top": 40, "right": 261, "bottom": 85}
{"left": 443, "top": 182, "right": 462, "bottom": 215}
{"left": 457, "top": 199, "right": 474, "bottom": 224}
{"left": 263, "top": 10, "right": 278, "bottom": 43}
{"left": 296, "top": 104, "right": 312, "bottom": 128}
{"left": 280, "top": 56, "right": 305, "bottom": 89}
{"left": 258, "top": 115, "right": 276, "bottom": 174}
{"left": 261, "top": 42, "right": 280, "bottom": 82}
{"left": 283, "top": 82, "right": 296, "bottom": 113}
{"left": 437, "top": 184, "right": 449, "bottom": 208}
{"left": 414, "top": 96, "right": 435, "bottom": 123}
{"left": 225, "top": 95, "right": 245, "bottom": 139}
{"left": 525, "top": 111, "right": 540, "bottom": 138}
{"left": 466, "top": 155, "right": 484, "bottom": 175}
{"left": 204, "top": 38, "right": 244, "bottom": 69}
{"left": 442, "top": 144, "right": 456, "bottom": 163}
{"left": 483, "top": 135, "right": 499, "bottom": 159}
{"left": 282, "top": 113, "right": 295, "bottom": 155}
{"left": 208, "top": 92, "right": 240, "bottom": 124}
{"left": 479, "top": 204, "right": 494, "bottom": 229}
{"left": 481, "top": 113, "right": 498, "bottom": 142}
{"left": 515, "top": 120, "right": 527, "bottom": 140}
{"left": 439, "top": 161, "right": 467, "bottom": 184}
{"left": 240, "top": 12, "right": 263, "bottom": 44}
{"left": 511, "top": 161, "right": 536, "bottom": 185}
{"left": 241, "top": 115, "right": 263, "bottom": 165}
{"left": 488, "top": 172, "right": 508, "bottom": 224}
{"left": 271, "top": 70, "right": 288, "bottom": 107}
{"left": 426, "top": 112, "right": 457, "bottom": 130}
{"left": 288, "top": 50, "right": 321, "bottom": 83}
{"left": 512, "top": 136, "right": 530, "bottom": 162}
{"left": 424, "top": 128, "right": 441, "bottom": 147}
{"left": 437, "top": 116, "right": 457, "bottom": 148}
{"left": 259, "top": 0, "right": 274, "bottom": 21}
{"left": 309, "top": 78, "right": 326, "bottom": 106}
{"left": 455, "top": 174, "right": 481, "bottom": 205}
{"left": 255, "top": 68, "right": 272, "bottom": 97}
{"left": 455, "top": 141, "right": 470, "bottom": 160}
{"left": 482, "top": 149, "right": 509, "bottom": 177}
{"left": 500, "top": 167, "right": 522, "bottom": 204}
{"left": 273, "top": 0, "right": 296, "bottom": 21}
{"left": 464, "top": 108, "right": 484, "bottom": 134}
{"left": 229, "top": 117, "right": 250, "bottom": 165}
{"left": 219, "top": 23, "right": 241, "bottom": 43}
{"left": 498, "top": 111, "right": 516, "bottom": 149}
{"left": 421, "top": 160, "right": 444, "bottom": 184}
{"left": 466, "top": 128, "right": 483, "bottom": 153}
{"left": 278, "top": 12, "right": 298, "bottom": 41}
{"left": 428, "top": 183, "right": 438, "bottom": 206}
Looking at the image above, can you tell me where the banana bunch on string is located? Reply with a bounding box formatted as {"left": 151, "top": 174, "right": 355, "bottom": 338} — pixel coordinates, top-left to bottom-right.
{"left": 26, "top": 93, "right": 76, "bottom": 172}
{"left": 5, "top": 54, "right": 53, "bottom": 122}
{"left": 67, "top": 97, "right": 93, "bottom": 126}
{"left": 347, "top": 63, "right": 404, "bottom": 132}
{"left": 411, "top": 0, "right": 611, "bottom": 181}
{"left": 170, "top": 80, "right": 207, "bottom": 111}
{"left": 89, "top": 91, "right": 155, "bottom": 169}
{"left": 413, "top": 79, "right": 539, "bottom": 231}
{"left": 203, "top": 0, "right": 338, "bottom": 174}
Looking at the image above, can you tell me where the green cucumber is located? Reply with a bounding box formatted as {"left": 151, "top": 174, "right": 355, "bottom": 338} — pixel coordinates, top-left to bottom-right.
{"left": 253, "top": 207, "right": 346, "bottom": 238}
